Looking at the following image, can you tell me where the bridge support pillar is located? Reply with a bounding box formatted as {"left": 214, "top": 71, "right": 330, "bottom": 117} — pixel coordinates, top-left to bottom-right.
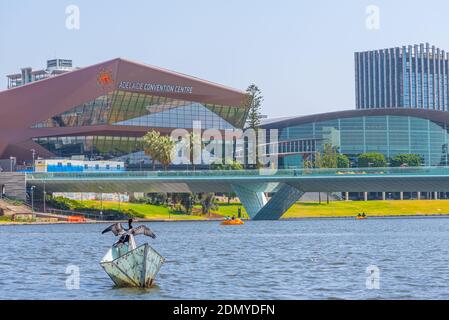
{"left": 345, "top": 192, "right": 349, "bottom": 201}
{"left": 400, "top": 192, "right": 403, "bottom": 200}
{"left": 363, "top": 192, "right": 368, "bottom": 201}
{"left": 434, "top": 192, "right": 438, "bottom": 200}
{"left": 232, "top": 183, "right": 304, "bottom": 220}
{"left": 382, "top": 192, "right": 386, "bottom": 200}
{"left": 417, "top": 192, "right": 421, "bottom": 200}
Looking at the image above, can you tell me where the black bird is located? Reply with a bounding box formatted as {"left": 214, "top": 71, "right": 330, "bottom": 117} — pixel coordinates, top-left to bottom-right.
{"left": 102, "top": 218, "right": 156, "bottom": 247}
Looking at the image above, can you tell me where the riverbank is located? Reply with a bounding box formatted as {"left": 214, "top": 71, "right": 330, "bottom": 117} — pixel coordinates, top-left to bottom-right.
{"left": 283, "top": 200, "right": 449, "bottom": 218}
{"left": 2, "top": 200, "right": 449, "bottom": 224}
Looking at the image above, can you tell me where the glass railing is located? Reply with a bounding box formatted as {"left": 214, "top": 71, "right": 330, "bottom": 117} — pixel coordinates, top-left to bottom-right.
{"left": 25, "top": 166, "right": 449, "bottom": 180}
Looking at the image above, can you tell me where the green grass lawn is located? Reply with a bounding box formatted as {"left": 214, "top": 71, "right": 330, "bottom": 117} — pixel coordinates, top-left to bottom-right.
{"left": 59, "top": 199, "right": 449, "bottom": 221}
{"left": 209, "top": 203, "right": 248, "bottom": 218}
{"left": 77, "top": 200, "right": 204, "bottom": 220}
{"left": 283, "top": 200, "right": 449, "bottom": 218}
{"left": 0, "top": 216, "right": 13, "bottom": 222}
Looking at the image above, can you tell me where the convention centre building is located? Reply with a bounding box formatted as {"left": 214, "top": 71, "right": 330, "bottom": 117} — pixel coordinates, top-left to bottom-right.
{"left": 0, "top": 58, "right": 249, "bottom": 166}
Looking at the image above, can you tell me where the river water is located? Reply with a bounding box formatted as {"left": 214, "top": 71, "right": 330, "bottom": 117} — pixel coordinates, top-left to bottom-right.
{"left": 1, "top": 218, "right": 449, "bottom": 300}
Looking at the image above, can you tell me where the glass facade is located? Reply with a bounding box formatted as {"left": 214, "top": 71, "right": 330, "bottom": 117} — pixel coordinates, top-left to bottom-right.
{"left": 32, "top": 90, "right": 248, "bottom": 164}
{"left": 33, "top": 136, "right": 143, "bottom": 161}
{"left": 32, "top": 90, "right": 246, "bottom": 129}
{"left": 355, "top": 43, "right": 449, "bottom": 110}
{"left": 276, "top": 115, "right": 449, "bottom": 168}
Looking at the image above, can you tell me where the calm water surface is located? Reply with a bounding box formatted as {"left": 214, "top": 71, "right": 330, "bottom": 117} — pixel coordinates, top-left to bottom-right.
{"left": 1, "top": 218, "right": 449, "bottom": 299}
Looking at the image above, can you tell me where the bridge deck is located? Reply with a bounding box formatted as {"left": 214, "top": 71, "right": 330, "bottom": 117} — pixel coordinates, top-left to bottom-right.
{"left": 24, "top": 167, "right": 449, "bottom": 220}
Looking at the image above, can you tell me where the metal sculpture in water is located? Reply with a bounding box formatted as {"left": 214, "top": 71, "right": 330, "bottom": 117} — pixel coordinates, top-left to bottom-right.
{"left": 100, "top": 219, "right": 164, "bottom": 288}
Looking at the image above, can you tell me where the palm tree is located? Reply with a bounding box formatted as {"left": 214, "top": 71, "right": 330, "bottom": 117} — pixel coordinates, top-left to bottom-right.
{"left": 184, "top": 131, "right": 202, "bottom": 170}
{"left": 158, "top": 136, "right": 176, "bottom": 170}
{"left": 142, "top": 130, "right": 161, "bottom": 170}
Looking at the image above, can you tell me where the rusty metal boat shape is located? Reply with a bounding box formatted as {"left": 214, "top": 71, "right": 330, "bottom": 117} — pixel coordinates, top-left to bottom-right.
{"left": 100, "top": 235, "right": 165, "bottom": 288}
{"left": 100, "top": 220, "right": 164, "bottom": 288}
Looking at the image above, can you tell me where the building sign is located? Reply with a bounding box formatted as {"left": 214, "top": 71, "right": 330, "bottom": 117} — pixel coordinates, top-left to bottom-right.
{"left": 97, "top": 68, "right": 115, "bottom": 90}
{"left": 118, "top": 81, "right": 193, "bottom": 94}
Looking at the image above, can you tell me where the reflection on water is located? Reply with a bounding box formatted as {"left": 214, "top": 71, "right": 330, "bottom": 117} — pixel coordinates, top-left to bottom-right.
{"left": 1, "top": 218, "right": 449, "bottom": 299}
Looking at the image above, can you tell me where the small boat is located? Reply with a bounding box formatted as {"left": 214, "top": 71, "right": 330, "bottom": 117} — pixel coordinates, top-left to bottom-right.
{"left": 100, "top": 219, "right": 164, "bottom": 288}
{"left": 356, "top": 215, "right": 367, "bottom": 220}
{"left": 68, "top": 215, "right": 86, "bottom": 223}
{"left": 221, "top": 218, "right": 244, "bottom": 225}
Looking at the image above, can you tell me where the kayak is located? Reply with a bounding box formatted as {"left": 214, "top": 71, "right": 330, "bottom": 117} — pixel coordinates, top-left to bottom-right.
{"left": 100, "top": 235, "right": 164, "bottom": 288}
{"left": 68, "top": 215, "right": 86, "bottom": 223}
{"left": 356, "top": 216, "right": 367, "bottom": 220}
{"left": 221, "top": 218, "right": 244, "bottom": 225}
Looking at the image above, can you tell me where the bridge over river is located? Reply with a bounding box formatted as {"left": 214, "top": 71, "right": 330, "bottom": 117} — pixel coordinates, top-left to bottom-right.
{"left": 22, "top": 167, "right": 449, "bottom": 220}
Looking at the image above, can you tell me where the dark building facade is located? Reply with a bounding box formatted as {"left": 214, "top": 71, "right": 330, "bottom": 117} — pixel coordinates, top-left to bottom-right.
{"left": 355, "top": 43, "right": 449, "bottom": 110}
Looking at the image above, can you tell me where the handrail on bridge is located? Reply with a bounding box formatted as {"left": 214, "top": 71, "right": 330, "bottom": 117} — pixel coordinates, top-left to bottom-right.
{"left": 24, "top": 166, "right": 449, "bottom": 180}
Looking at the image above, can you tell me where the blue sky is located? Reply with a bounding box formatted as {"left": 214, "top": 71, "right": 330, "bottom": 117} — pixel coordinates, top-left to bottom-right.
{"left": 1, "top": 0, "right": 448, "bottom": 118}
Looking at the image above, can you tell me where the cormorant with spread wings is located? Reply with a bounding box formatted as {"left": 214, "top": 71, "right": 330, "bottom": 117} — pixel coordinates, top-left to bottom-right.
{"left": 102, "top": 218, "right": 156, "bottom": 247}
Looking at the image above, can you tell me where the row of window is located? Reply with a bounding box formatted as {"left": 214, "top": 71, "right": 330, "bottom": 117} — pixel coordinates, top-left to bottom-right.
{"left": 277, "top": 115, "right": 449, "bottom": 166}
{"left": 356, "top": 50, "right": 449, "bottom": 110}
{"left": 53, "top": 162, "right": 122, "bottom": 170}
{"left": 32, "top": 90, "right": 247, "bottom": 130}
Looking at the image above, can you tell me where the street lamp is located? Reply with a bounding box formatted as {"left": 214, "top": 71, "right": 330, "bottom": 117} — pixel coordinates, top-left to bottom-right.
{"left": 43, "top": 181, "right": 47, "bottom": 213}
{"left": 30, "top": 185, "right": 36, "bottom": 213}
{"left": 98, "top": 186, "right": 104, "bottom": 214}
{"left": 118, "top": 192, "right": 121, "bottom": 211}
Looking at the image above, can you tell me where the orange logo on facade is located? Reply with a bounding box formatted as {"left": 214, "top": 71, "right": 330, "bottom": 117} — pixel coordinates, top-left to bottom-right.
{"left": 97, "top": 68, "right": 114, "bottom": 88}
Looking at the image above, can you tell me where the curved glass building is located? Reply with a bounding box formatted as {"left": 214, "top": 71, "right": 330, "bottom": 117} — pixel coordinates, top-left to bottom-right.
{"left": 261, "top": 109, "right": 449, "bottom": 168}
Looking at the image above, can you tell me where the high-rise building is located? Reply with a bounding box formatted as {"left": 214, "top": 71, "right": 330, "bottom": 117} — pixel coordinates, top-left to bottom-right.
{"left": 355, "top": 43, "right": 449, "bottom": 111}
{"left": 6, "top": 59, "right": 75, "bottom": 89}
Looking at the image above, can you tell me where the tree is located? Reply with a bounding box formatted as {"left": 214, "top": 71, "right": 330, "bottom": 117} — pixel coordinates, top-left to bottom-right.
{"left": 311, "top": 143, "right": 348, "bottom": 169}
{"left": 390, "top": 153, "right": 423, "bottom": 167}
{"left": 211, "top": 159, "right": 244, "bottom": 170}
{"left": 179, "top": 193, "right": 194, "bottom": 214}
{"left": 337, "top": 154, "right": 350, "bottom": 168}
{"left": 142, "top": 130, "right": 161, "bottom": 170}
{"left": 357, "top": 152, "right": 386, "bottom": 167}
{"left": 176, "top": 131, "right": 203, "bottom": 170}
{"left": 319, "top": 143, "right": 338, "bottom": 168}
{"left": 158, "top": 136, "right": 176, "bottom": 170}
{"left": 142, "top": 130, "right": 176, "bottom": 170}
{"left": 244, "top": 84, "right": 264, "bottom": 168}
{"left": 245, "top": 84, "right": 264, "bottom": 131}
{"left": 199, "top": 192, "right": 215, "bottom": 215}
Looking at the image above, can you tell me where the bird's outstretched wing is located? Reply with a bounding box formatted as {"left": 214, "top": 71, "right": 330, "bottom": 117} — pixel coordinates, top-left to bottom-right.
{"left": 101, "top": 223, "right": 124, "bottom": 236}
{"left": 130, "top": 225, "right": 156, "bottom": 239}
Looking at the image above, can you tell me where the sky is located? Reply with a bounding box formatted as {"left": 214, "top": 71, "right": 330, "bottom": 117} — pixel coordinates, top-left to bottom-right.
{"left": 1, "top": 0, "right": 449, "bottom": 118}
